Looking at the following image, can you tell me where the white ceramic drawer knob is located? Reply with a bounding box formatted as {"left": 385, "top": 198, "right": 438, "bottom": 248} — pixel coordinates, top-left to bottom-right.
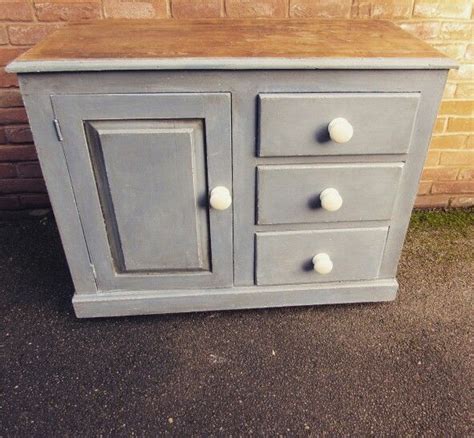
{"left": 328, "top": 117, "right": 353, "bottom": 143}
{"left": 320, "top": 188, "right": 343, "bottom": 212}
{"left": 209, "top": 186, "right": 232, "bottom": 210}
{"left": 312, "top": 253, "right": 333, "bottom": 275}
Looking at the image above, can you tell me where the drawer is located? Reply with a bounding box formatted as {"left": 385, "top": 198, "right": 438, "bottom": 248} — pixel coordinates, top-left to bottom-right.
{"left": 257, "top": 163, "right": 403, "bottom": 224}
{"left": 258, "top": 93, "right": 420, "bottom": 157}
{"left": 255, "top": 227, "right": 387, "bottom": 286}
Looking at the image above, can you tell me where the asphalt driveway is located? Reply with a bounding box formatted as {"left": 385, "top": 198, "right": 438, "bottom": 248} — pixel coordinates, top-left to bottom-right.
{"left": 1, "top": 210, "right": 472, "bottom": 436}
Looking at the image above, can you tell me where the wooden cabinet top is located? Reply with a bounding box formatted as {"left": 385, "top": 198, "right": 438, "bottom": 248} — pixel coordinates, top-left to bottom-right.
{"left": 7, "top": 19, "right": 455, "bottom": 73}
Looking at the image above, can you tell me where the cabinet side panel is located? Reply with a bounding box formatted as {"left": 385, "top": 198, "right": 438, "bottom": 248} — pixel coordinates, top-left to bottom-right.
{"left": 378, "top": 70, "right": 449, "bottom": 277}
{"left": 19, "top": 77, "right": 97, "bottom": 294}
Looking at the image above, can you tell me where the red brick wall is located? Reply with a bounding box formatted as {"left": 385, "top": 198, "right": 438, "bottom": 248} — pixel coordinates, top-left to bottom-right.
{"left": 0, "top": 0, "right": 473, "bottom": 211}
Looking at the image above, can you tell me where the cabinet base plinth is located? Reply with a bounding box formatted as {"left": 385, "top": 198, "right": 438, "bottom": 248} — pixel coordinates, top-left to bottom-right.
{"left": 72, "top": 279, "right": 398, "bottom": 318}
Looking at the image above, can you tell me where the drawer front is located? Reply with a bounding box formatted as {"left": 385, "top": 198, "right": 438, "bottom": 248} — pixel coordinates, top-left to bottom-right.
{"left": 258, "top": 93, "right": 419, "bottom": 157}
{"left": 257, "top": 163, "right": 403, "bottom": 224}
{"left": 256, "top": 227, "right": 387, "bottom": 286}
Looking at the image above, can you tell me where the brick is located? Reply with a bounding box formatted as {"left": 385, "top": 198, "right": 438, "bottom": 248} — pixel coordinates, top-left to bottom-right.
{"left": 351, "top": 1, "right": 370, "bottom": 17}
{"left": 453, "top": 64, "right": 474, "bottom": 81}
{"left": 370, "top": 0, "right": 412, "bottom": 18}
{"left": 450, "top": 64, "right": 474, "bottom": 81}
{"left": 430, "top": 135, "right": 467, "bottom": 149}
{"left": 32, "top": 0, "right": 101, "bottom": 3}
{"left": 432, "top": 180, "right": 474, "bottom": 194}
{"left": 450, "top": 196, "right": 474, "bottom": 207}
{"left": 421, "top": 167, "right": 459, "bottom": 181}
{"left": 398, "top": 21, "right": 440, "bottom": 39}
{"left": 439, "top": 22, "right": 473, "bottom": 40}
{"left": 433, "top": 43, "right": 466, "bottom": 60}
{"left": 5, "top": 125, "right": 33, "bottom": 143}
{"left": 0, "top": 90, "right": 23, "bottom": 107}
{"left": 172, "top": 0, "right": 221, "bottom": 18}
{"left": 417, "top": 181, "right": 431, "bottom": 195}
{"left": 17, "top": 161, "right": 42, "bottom": 177}
{"left": 458, "top": 168, "right": 474, "bottom": 180}
{"left": 425, "top": 150, "right": 441, "bottom": 166}
{"left": 446, "top": 117, "right": 473, "bottom": 132}
{"left": 35, "top": 2, "right": 102, "bottom": 21}
{"left": 433, "top": 117, "right": 446, "bottom": 133}
{"left": 0, "top": 107, "right": 28, "bottom": 125}
{"left": 103, "top": 0, "right": 168, "bottom": 18}
{"left": 351, "top": 0, "right": 412, "bottom": 18}
{"left": 19, "top": 193, "right": 50, "bottom": 208}
{"left": 414, "top": 0, "right": 472, "bottom": 19}
{"left": 438, "top": 100, "right": 474, "bottom": 116}
{"left": 0, "top": 1, "right": 34, "bottom": 21}
{"left": 8, "top": 24, "right": 63, "bottom": 45}
{"left": 0, "top": 48, "right": 26, "bottom": 66}
{"left": 440, "top": 151, "right": 474, "bottom": 166}
{"left": 442, "top": 82, "right": 456, "bottom": 98}
{"left": 466, "top": 44, "right": 474, "bottom": 61}
{"left": 226, "top": 0, "right": 287, "bottom": 17}
{"left": 0, "top": 26, "right": 7, "bottom": 45}
{"left": 414, "top": 194, "right": 450, "bottom": 208}
{"left": 455, "top": 83, "right": 474, "bottom": 99}
{"left": 0, "top": 195, "right": 19, "bottom": 209}
{"left": 467, "top": 135, "right": 474, "bottom": 149}
{"left": 0, "top": 163, "right": 16, "bottom": 177}
{"left": 0, "top": 71, "right": 18, "bottom": 88}
{"left": 290, "top": 0, "right": 351, "bottom": 18}
{"left": 0, "top": 178, "right": 46, "bottom": 194}
{"left": 0, "top": 145, "right": 37, "bottom": 161}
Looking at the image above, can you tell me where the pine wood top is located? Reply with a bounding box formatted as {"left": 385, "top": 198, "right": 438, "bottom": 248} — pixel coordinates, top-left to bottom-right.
{"left": 8, "top": 19, "right": 455, "bottom": 73}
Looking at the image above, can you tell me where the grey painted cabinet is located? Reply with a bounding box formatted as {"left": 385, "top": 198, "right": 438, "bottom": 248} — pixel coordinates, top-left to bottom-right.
{"left": 7, "top": 20, "right": 455, "bottom": 318}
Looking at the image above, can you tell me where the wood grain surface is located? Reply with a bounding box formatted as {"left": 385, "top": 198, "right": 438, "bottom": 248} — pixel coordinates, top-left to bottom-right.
{"left": 15, "top": 19, "right": 448, "bottom": 62}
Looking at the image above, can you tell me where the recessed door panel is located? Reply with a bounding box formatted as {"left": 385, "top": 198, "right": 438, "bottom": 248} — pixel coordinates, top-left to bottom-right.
{"left": 52, "top": 93, "right": 232, "bottom": 291}
{"left": 85, "top": 119, "right": 210, "bottom": 274}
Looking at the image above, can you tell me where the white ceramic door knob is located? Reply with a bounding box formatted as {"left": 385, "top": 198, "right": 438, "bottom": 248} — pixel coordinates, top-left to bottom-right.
{"left": 320, "top": 188, "right": 343, "bottom": 212}
{"left": 328, "top": 117, "right": 353, "bottom": 143}
{"left": 312, "top": 253, "right": 333, "bottom": 275}
{"left": 209, "top": 186, "right": 232, "bottom": 210}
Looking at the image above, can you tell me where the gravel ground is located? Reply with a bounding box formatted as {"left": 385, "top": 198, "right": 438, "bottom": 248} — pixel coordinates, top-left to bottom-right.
{"left": 0, "top": 212, "right": 472, "bottom": 437}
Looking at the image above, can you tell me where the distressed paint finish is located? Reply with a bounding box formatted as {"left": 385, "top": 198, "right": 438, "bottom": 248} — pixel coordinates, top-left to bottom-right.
{"left": 255, "top": 227, "right": 388, "bottom": 286}
{"left": 72, "top": 279, "right": 399, "bottom": 318}
{"left": 258, "top": 93, "right": 420, "bottom": 156}
{"left": 257, "top": 163, "right": 404, "bottom": 224}
{"left": 14, "top": 69, "right": 449, "bottom": 317}
{"left": 52, "top": 92, "right": 233, "bottom": 291}
{"left": 9, "top": 20, "right": 453, "bottom": 317}
{"left": 84, "top": 119, "right": 211, "bottom": 273}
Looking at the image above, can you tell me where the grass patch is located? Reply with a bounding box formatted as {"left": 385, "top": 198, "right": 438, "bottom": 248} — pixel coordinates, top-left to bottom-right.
{"left": 410, "top": 208, "right": 473, "bottom": 234}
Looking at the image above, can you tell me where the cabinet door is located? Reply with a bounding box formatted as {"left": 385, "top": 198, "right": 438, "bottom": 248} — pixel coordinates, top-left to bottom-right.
{"left": 52, "top": 93, "right": 232, "bottom": 291}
